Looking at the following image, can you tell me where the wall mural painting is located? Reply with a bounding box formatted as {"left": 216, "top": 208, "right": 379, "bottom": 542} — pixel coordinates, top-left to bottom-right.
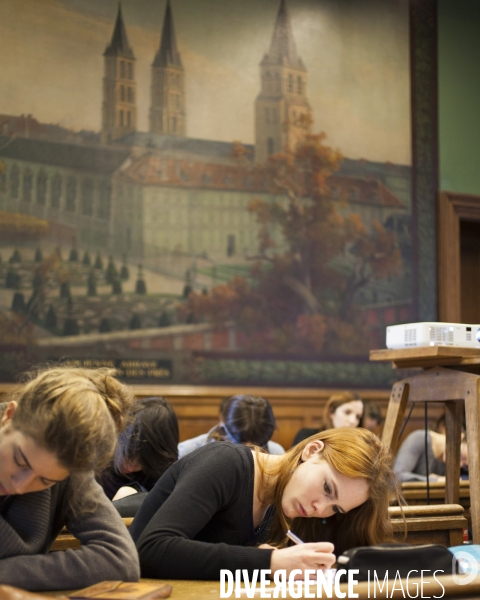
{"left": 0, "top": 0, "right": 414, "bottom": 386}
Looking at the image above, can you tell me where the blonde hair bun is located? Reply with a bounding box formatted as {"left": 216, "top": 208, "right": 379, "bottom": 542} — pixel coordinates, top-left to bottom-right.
{"left": 11, "top": 366, "right": 134, "bottom": 473}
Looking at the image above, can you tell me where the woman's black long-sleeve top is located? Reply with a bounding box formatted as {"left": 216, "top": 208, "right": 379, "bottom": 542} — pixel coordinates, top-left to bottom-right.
{"left": 130, "top": 442, "right": 275, "bottom": 580}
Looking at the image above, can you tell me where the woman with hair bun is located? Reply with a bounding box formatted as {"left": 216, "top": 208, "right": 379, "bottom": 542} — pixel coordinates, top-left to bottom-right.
{"left": 178, "top": 394, "right": 285, "bottom": 458}
{"left": 131, "top": 427, "right": 399, "bottom": 580}
{"left": 0, "top": 367, "right": 140, "bottom": 590}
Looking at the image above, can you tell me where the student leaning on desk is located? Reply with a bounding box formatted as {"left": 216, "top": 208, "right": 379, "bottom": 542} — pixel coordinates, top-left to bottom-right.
{"left": 130, "top": 427, "right": 400, "bottom": 580}
{"left": 0, "top": 367, "right": 140, "bottom": 591}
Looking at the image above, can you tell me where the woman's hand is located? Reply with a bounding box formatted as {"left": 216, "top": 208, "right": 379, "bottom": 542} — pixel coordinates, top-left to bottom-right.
{"left": 258, "top": 543, "right": 276, "bottom": 550}
{"left": 270, "top": 542, "right": 336, "bottom": 578}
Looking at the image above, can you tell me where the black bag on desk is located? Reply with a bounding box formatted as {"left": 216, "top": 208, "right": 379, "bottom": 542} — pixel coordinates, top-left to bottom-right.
{"left": 337, "top": 543, "right": 455, "bottom": 582}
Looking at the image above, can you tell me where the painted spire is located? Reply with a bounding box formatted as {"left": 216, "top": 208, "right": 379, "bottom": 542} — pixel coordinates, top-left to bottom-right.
{"left": 261, "top": 0, "right": 305, "bottom": 70}
{"left": 104, "top": 3, "right": 135, "bottom": 59}
{"left": 153, "top": 0, "right": 182, "bottom": 67}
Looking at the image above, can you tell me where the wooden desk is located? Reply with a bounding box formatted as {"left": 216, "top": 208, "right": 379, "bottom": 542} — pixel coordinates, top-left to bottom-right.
{"left": 50, "top": 518, "right": 133, "bottom": 552}
{"left": 41, "top": 575, "right": 480, "bottom": 599}
{"left": 371, "top": 346, "right": 480, "bottom": 543}
{"left": 131, "top": 576, "right": 480, "bottom": 599}
{"left": 401, "top": 481, "right": 470, "bottom": 508}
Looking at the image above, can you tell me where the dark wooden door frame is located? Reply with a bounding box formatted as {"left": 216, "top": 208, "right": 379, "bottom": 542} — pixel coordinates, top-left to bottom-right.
{"left": 439, "top": 191, "right": 480, "bottom": 321}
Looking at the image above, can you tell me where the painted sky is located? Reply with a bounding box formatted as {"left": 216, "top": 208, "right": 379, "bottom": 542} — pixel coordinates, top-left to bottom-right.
{"left": 0, "top": 0, "right": 411, "bottom": 164}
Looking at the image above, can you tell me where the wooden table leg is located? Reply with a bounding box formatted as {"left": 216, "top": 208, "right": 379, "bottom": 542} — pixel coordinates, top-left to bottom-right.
{"left": 444, "top": 400, "right": 463, "bottom": 505}
{"left": 382, "top": 381, "right": 410, "bottom": 455}
{"left": 465, "top": 379, "right": 480, "bottom": 543}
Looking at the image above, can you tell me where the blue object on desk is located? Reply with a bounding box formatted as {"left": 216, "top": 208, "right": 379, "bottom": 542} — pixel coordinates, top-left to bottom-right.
{"left": 449, "top": 545, "right": 480, "bottom": 574}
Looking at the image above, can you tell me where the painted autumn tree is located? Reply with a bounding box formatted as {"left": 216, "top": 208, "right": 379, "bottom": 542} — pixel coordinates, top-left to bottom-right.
{"left": 26, "top": 250, "right": 67, "bottom": 322}
{"left": 182, "top": 131, "right": 402, "bottom": 355}
{"left": 0, "top": 210, "right": 51, "bottom": 345}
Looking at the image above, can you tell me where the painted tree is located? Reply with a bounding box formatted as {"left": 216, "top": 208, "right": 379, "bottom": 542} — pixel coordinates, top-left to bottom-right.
{"left": 94, "top": 252, "right": 103, "bottom": 270}
{"left": 5, "top": 268, "right": 21, "bottom": 289}
{"left": 0, "top": 312, "right": 34, "bottom": 346}
{"left": 87, "top": 270, "right": 97, "bottom": 296}
{"left": 182, "top": 131, "right": 402, "bottom": 355}
{"left": 135, "top": 265, "right": 147, "bottom": 295}
{"left": 82, "top": 250, "right": 92, "bottom": 267}
{"left": 11, "top": 292, "right": 26, "bottom": 314}
{"left": 129, "top": 313, "right": 142, "bottom": 330}
{"left": 105, "top": 256, "right": 118, "bottom": 284}
{"left": 45, "top": 305, "right": 57, "bottom": 330}
{"left": 111, "top": 278, "right": 122, "bottom": 295}
{"left": 120, "top": 254, "right": 130, "bottom": 280}
{"left": 25, "top": 251, "right": 67, "bottom": 323}
{"left": 99, "top": 317, "right": 111, "bottom": 333}
{"left": 9, "top": 249, "right": 22, "bottom": 263}
{"left": 63, "top": 316, "right": 79, "bottom": 336}
{"left": 69, "top": 244, "right": 79, "bottom": 262}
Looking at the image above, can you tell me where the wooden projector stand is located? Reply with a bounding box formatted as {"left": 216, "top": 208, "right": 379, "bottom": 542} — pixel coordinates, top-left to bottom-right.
{"left": 370, "top": 346, "right": 480, "bottom": 543}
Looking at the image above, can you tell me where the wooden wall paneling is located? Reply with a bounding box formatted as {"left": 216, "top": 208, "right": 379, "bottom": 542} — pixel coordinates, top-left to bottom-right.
{"left": 118, "top": 386, "right": 446, "bottom": 450}
{"left": 0, "top": 383, "right": 445, "bottom": 451}
{"left": 460, "top": 221, "right": 480, "bottom": 323}
{"left": 438, "top": 191, "right": 480, "bottom": 322}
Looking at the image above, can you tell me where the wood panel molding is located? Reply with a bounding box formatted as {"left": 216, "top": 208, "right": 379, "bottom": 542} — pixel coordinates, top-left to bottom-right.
{"left": 438, "top": 191, "right": 480, "bottom": 322}
{"left": 0, "top": 383, "right": 443, "bottom": 451}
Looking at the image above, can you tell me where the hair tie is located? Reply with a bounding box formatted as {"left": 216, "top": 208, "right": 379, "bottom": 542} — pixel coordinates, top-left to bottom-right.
{"left": 220, "top": 421, "right": 237, "bottom": 442}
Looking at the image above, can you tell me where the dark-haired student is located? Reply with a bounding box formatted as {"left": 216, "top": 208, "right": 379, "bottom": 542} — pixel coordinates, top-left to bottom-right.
{"left": 99, "top": 396, "right": 179, "bottom": 501}
{"left": 178, "top": 394, "right": 285, "bottom": 458}
{"left": 131, "top": 427, "right": 399, "bottom": 580}
{"left": 0, "top": 367, "right": 139, "bottom": 590}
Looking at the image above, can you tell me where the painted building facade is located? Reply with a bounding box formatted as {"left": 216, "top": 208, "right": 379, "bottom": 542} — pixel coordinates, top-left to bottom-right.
{"left": 0, "top": 0, "right": 410, "bottom": 276}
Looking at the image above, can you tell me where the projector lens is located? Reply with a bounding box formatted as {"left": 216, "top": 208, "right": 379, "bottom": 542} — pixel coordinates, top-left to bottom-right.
{"left": 476, "top": 327, "right": 480, "bottom": 343}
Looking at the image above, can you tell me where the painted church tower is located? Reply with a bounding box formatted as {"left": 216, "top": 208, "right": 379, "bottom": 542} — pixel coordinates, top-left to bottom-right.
{"left": 149, "top": 0, "right": 186, "bottom": 136}
{"left": 255, "top": 0, "right": 312, "bottom": 163}
{"left": 101, "top": 4, "right": 137, "bottom": 145}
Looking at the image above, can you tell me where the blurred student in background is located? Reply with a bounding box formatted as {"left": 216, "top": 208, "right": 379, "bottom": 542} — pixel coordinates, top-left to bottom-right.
{"left": 394, "top": 427, "right": 468, "bottom": 482}
{"left": 178, "top": 394, "right": 284, "bottom": 458}
{"left": 361, "top": 400, "right": 383, "bottom": 432}
{"left": 99, "top": 396, "right": 179, "bottom": 501}
{"left": 292, "top": 391, "right": 364, "bottom": 447}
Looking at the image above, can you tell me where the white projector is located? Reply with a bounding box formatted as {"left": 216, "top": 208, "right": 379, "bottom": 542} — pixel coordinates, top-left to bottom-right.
{"left": 386, "top": 322, "right": 480, "bottom": 349}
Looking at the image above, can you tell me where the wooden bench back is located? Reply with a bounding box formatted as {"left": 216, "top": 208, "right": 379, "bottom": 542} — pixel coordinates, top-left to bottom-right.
{"left": 390, "top": 503, "right": 467, "bottom": 547}
{"left": 51, "top": 505, "right": 467, "bottom": 551}
{"left": 400, "top": 481, "right": 470, "bottom": 507}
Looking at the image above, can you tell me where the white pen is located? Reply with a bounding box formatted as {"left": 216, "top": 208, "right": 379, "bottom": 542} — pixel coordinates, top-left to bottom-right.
{"left": 286, "top": 530, "right": 304, "bottom": 545}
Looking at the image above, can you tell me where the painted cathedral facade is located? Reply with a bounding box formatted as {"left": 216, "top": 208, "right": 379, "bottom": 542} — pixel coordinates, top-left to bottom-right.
{"left": 0, "top": 0, "right": 410, "bottom": 280}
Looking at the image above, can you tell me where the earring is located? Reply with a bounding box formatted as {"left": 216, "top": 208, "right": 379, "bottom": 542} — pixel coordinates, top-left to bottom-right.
{"left": 322, "top": 519, "right": 327, "bottom": 525}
